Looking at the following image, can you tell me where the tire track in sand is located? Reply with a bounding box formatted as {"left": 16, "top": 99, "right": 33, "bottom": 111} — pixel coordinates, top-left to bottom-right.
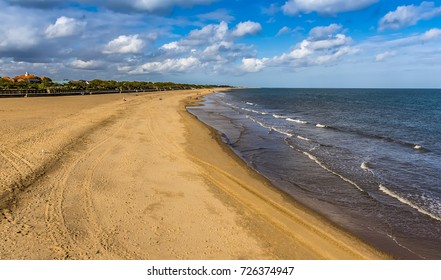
{"left": 0, "top": 148, "right": 36, "bottom": 217}
{"left": 0, "top": 148, "right": 34, "bottom": 185}
{"left": 0, "top": 149, "right": 35, "bottom": 238}
{"left": 0, "top": 148, "right": 34, "bottom": 173}
{"left": 44, "top": 108, "right": 140, "bottom": 259}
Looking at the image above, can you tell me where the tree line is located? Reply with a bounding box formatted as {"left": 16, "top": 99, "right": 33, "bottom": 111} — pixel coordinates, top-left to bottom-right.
{"left": 0, "top": 77, "right": 229, "bottom": 92}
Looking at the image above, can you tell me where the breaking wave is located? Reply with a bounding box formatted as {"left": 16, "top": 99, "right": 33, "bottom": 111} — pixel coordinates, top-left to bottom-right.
{"left": 379, "top": 185, "right": 441, "bottom": 223}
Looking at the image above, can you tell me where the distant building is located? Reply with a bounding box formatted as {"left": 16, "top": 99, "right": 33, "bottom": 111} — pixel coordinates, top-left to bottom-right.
{"left": 13, "top": 72, "right": 42, "bottom": 84}
{"left": 1, "top": 76, "right": 13, "bottom": 82}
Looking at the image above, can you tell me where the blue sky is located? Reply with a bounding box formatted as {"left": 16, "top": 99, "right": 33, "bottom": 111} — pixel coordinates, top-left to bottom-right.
{"left": 1, "top": 0, "right": 441, "bottom": 87}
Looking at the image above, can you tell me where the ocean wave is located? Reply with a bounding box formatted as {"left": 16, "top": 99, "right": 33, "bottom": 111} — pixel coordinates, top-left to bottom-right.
{"left": 271, "top": 127, "right": 294, "bottom": 137}
{"left": 246, "top": 115, "right": 272, "bottom": 130}
{"left": 241, "top": 107, "right": 268, "bottom": 116}
{"left": 379, "top": 185, "right": 441, "bottom": 222}
{"left": 386, "top": 233, "right": 426, "bottom": 259}
{"left": 246, "top": 102, "right": 255, "bottom": 106}
{"left": 360, "top": 162, "right": 370, "bottom": 170}
{"left": 414, "top": 145, "right": 424, "bottom": 150}
{"left": 285, "top": 140, "right": 364, "bottom": 192}
{"left": 303, "top": 151, "right": 364, "bottom": 192}
{"left": 273, "top": 114, "right": 286, "bottom": 119}
{"left": 247, "top": 115, "right": 294, "bottom": 137}
{"left": 297, "top": 135, "right": 310, "bottom": 141}
{"left": 286, "top": 118, "right": 307, "bottom": 124}
{"left": 310, "top": 123, "right": 430, "bottom": 153}
{"left": 220, "top": 101, "right": 240, "bottom": 110}
{"left": 271, "top": 113, "right": 308, "bottom": 125}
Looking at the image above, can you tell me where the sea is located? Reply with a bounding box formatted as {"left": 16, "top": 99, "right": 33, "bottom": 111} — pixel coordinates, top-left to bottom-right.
{"left": 188, "top": 88, "right": 441, "bottom": 259}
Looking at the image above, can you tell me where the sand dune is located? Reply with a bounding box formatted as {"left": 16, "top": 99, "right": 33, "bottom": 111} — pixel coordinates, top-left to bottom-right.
{"left": 0, "top": 90, "right": 388, "bottom": 259}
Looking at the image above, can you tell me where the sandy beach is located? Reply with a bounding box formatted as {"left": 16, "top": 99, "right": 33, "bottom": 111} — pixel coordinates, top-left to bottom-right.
{"left": 0, "top": 89, "right": 388, "bottom": 259}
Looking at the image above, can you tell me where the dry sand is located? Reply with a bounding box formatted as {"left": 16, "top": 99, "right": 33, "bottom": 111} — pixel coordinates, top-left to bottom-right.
{"left": 0, "top": 90, "right": 388, "bottom": 259}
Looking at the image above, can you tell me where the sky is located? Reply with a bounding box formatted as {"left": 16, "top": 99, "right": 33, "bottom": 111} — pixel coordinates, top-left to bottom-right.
{"left": 1, "top": 0, "right": 441, "bottom": 88}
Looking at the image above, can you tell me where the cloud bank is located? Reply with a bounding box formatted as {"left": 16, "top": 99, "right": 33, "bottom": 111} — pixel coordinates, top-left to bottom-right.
{"left": 241, "top": 24, "right": 357, "bottom": 72}
{"left": 379, "top": 1, "right": 441, "bottom": 31}
{"left": 282, "top": 0, "right": 378, "bottom": 15}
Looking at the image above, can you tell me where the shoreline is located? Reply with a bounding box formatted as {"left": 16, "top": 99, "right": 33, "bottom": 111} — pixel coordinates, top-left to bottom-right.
{"left": 182, "top": 90, "right": 389, "bottom": 259}
{"left": 0, "top": 89, "right": 387, "bottom": 259}
{"left": 183, "top": 92, "right": 391, "bottom": 259}
{"left": 187, "top": 88, "right": 441, "bottom": 260}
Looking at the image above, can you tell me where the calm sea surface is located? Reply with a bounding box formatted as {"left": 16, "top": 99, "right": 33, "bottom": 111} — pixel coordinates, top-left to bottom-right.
{"left": 188, "top": 88, "right": 441, "bottom": 259}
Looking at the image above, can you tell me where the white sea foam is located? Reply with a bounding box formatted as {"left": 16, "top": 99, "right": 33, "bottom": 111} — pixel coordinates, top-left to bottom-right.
{"left": 224, "top": 102, "right": 240, "bottom": 110}
{"left": 246, "top": 102, "right": 255, "bottom": 106}
{"left": 414, "top": 145, "right": 422, "bottom": 150}
{"left": 379, "top": 185, "right": 441, "bottom": 222}
{"left": 386, "top": 233, "right": 426, "bottom": 259}
{"left": 316, "top": 123, "right": 327, "bottom": 128}
{"left": 272, "top": 114, "right": 308, "bottom": 124}
{"left": 360, "top": 162, "right": 370, "bottom": 170}
{"left": 302, "top": 152, "right": 364, "bottom": 192}
{"left": 246, "top": 115, "right": 271, "bottom": 129}
{"left": 272, "top": 127, "right": 294, "bottom": 137}
{"left": 273, "top": 114, "right": 286, "bottom": 119}
{"left": 286, "top": 118, "right": 307, "bottom": 124}
{"left": 297, "top": 135, "right": 310, "bottom": 141}
{"left": 242, "top": 107, "right": 266, "bottom": 115}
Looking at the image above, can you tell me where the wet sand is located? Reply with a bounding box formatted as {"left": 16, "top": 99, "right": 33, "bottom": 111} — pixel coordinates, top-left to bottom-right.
{"left": 0, "top": 90, "right": 388, "bottom": 259}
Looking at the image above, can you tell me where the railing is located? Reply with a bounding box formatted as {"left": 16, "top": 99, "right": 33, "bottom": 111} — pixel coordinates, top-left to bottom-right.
{"left": 0, "top": 88, "right": 159, "bottom": 98}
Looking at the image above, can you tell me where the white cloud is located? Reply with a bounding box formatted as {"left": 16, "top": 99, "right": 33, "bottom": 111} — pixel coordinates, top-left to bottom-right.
{"left": 378, "top": 28, "right": 441, "bottom": 47}
{"left": 276, "top": 40, "right": 313, "bottom": 61}
{"left": 357, "top": 28, "right": 441, "bottom": 68}
{"left": 282, "top": 0, "right": 378, "bottom": 15}
{"left": 276, "top": 26, "right": 304, "bottom": 37}
{"left": 421, "top": 28, "right": 441, "bottom": 41}
{"left": 186, "top": 21, "right": 229, "bottom": 45}
{"left": 232, "top": 21, "right": 262, "bottom": 37}
{"left": 0, "top": 6, "right": 41, "bottom": 50}
{"left": 276, "top": 26, "right": 291, "bottom": 37}
{"left": 158, "top": 22, "right": 232, "bottom": 60}
{"left": 6, "top": 0, "right": 215, "bottom": 13}
{"left": 122, "top": 20, "right": 259, "bottom": 75}
{"left": 201, "top": 41, "right": 232, "bottom": 59}
{"left": 197, "top": 9, "right": 235, "bottom": 23}
{"left": 159, "top": 21, "right": 254, "bottom": 59}
{"left": 375, "top": 51, "right": 397, "bottom": 62}
{"left": 313, "top": 46, "right": 356, "bottom": 64}
{"left": 241, "top": 58, "right": 267, "bottom": 72}
{"left": 128, "top": 56, "right": 201, "bottom": 74}
{"left": 129, "top": 0, "right": 213, "bottom": 12}
{"left": 103, "top": 34, "right": 144, "bottom": 54}
{"left": 0, "top": 25, "right": 39, "bottom": 50}
{"left": 160, "top": 41, "right": 189, "bottom": 54}
{"left": 70, "top": 59, "right": 105, "bottom": 70}
{"left": 379, "top": 2, "right": 441, "bottom": 31}
{"left": 240, "top": 24, "right": 356, "bottom": 72}
{"left": 45, "top": 16, "right": 86, "bottom": 39}
{"left": 308, "top": 24, "right": 342, "bottom": 40}
{"left": 308, "top": 34, "right": 351, "bottom": 50}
